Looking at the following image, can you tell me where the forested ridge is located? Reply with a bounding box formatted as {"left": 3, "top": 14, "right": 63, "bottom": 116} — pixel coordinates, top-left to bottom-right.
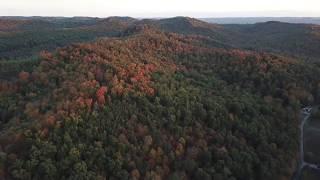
{"left": 0, "top": 18, "right": 320, "bottom": 180}
{"left": 0, "top": 17, "right": 136, "bottom": 60}
{"left": 1, "top": 16, "right": 320, "bottom": 60}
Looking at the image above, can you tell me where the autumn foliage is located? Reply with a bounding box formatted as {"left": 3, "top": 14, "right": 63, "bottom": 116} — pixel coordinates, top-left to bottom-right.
{"left": 96, "top": 86, "right": 108, "bottom": 106}
{"left": 1, "top": 26, "right": 320, "bottom": 180}
{"left": 18, "top": 71, "right": 30, "bottom": 82}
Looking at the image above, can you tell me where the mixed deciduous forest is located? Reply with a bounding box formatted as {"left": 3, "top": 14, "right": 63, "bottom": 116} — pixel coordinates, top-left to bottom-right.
{"left": 1, "top": 16, "right": 320, "bottom": 180}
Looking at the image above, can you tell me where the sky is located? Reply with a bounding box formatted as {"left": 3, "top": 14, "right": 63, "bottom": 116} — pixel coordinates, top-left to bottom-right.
{"left": 1, "top": 0, "right": 320, "bottom": 17}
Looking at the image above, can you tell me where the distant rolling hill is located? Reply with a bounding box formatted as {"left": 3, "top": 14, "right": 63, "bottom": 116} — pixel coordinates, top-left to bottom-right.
{"left": 0, "top": 17, "right": 134, "bottom": 59}
{"left": 138, "top": 17, "right": 320, "bottom": 61}
{"left": 201, "top": 17, "right": 320, "bottom": 25}
{"left": 220, "top": 21, "right": 320, "bottom": 60}
{"left": 1, "top": 16, "right": 320, "bottom": 61}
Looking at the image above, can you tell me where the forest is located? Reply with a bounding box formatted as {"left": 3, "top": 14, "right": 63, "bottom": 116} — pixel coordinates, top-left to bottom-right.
{"left": 0, "top": 17, "right": 320, "bottom": 180}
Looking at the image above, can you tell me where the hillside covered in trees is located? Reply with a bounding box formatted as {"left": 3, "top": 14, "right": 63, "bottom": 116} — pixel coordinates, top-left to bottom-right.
{"left": 1, "top": 16, "right": 320, "bottom": 61}
{"left": 1, "top": 17, "right": 320, "bottom": 180}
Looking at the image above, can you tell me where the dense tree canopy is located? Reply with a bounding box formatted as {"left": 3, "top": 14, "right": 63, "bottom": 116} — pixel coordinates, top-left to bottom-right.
{"left": 0, "top": 19, "right": 320, "bottom": 180}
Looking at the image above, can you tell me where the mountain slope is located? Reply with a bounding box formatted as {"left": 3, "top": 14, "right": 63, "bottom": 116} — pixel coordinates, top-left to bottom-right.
{"left": 144, "top": 18, "right": 320, "bottom": 61}
{"left": 1, "top": 28, "right": 320, "bottom": 179}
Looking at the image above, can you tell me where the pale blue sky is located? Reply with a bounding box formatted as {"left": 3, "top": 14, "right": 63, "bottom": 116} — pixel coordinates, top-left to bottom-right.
{"left": 1, "top": 0, "right": 319, "bottom": 17}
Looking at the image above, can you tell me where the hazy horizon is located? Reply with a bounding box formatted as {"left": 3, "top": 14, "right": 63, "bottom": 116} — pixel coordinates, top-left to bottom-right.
{"left": 1, "top": 14, "right": 320, "bottom": 19}
{"left": 1, "top": 0, "right": 320, "bottom": 18}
